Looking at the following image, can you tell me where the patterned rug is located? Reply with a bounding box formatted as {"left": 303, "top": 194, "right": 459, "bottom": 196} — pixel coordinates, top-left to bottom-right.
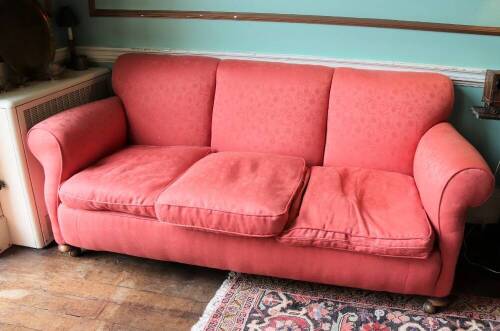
{"left": 192, "top": 272, "right": 500, "bottom": 331}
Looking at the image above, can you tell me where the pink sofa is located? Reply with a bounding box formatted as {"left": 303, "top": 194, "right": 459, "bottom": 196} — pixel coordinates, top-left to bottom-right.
{"left": 28, "top": 54, "right": 494, "bottom": 311}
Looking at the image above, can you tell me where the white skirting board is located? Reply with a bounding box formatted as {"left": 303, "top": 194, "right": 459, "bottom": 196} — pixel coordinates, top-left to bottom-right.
{"left": 56, "top": 46, "right": 486, "bottom": 88}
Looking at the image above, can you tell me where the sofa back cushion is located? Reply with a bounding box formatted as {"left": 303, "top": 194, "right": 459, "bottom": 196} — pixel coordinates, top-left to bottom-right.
{"left": 211, "top": 60, "right": 333, "bottom": 166}
{"left": 324, "top": 68, "right": 454, "bottom": 175}
{"left": 113, "top": 54, "right": 219, "bottom": 146}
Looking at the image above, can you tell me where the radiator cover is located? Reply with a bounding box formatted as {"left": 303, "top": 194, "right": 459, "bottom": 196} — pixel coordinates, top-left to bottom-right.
{"left": 0, "top": 68, "right": 110, "bottom": 248}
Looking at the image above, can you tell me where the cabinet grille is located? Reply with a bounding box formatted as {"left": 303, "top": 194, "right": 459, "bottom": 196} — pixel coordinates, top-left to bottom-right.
{"left": 24, "top": 77, "right": 110, "bottom": 129}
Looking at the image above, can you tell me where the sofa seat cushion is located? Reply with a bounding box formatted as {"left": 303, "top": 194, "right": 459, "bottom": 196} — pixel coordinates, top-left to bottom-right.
{"left": 278, "top": 166, "right": 434, "bottom": 258}
{"left": 155, "top": 152, "right": 307, "bottom": 237}
{"left": 59, "top": 145, "right": 211, "bottom": 217}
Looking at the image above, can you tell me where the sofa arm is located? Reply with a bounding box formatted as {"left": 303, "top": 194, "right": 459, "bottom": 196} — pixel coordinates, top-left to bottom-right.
{"left": 28, "top": 96, "right": 127, "bottom": 243}
{"left": 413, "top": 122, "right": 494, "bottom": 295}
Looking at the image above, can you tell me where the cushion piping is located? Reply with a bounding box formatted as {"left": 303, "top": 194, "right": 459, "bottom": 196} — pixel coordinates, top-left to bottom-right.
{"left": 156, "top": 157, "right": 307, "bottom": 218}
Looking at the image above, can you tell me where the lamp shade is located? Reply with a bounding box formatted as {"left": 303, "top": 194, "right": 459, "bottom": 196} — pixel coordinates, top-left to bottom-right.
{"left": 56, "top": 6, "right": 78, "bottom": 27}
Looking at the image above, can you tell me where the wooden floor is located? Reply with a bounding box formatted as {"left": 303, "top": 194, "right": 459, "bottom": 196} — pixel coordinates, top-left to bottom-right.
{"left": 0, "top": 245, "right": 226, "bottom": 331}
{"left": 0, "top": 233, "right": 497, "bottom": 331}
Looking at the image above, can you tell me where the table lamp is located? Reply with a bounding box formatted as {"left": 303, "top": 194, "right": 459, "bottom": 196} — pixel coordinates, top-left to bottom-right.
{"left": 56, "top": 6, "right": 88, "bottom": 70}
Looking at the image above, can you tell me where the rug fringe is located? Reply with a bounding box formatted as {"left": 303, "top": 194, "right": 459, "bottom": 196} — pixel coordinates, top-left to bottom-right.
{"left": 191, "top": 271, "right": 240, "bottom": 331}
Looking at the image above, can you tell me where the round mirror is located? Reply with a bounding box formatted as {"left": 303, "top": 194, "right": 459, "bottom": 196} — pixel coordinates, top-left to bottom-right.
{"left": 0, "top": 0, "right": 54, "bottom": 79}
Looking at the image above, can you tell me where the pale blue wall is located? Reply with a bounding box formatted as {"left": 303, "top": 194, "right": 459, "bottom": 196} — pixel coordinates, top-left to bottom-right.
{"left": 55, "top": 0, "right": 500, "bottom": 176}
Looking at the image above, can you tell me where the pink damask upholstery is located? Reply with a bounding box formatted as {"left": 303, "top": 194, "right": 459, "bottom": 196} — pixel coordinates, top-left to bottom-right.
{"left": 28, "top": 54, "right": 495, "bottom": 299}
{"left": 211, "top": 60, "right": 333, "bottom": 165}
{"left": 113, "top": 54, "right": 219, "bottom": 146}
{"left": 278, "top": 166, "right": 434, "bottom": 258}
{"left": 155, "top": 152, "right": 307, "bottom": 237}
{"left": 28, "top": 96, "right": 127, "bottom": 243}
{"left": 324, "top": 68, "right": 454, "bottom": 174}
{"left": 59, "top": 145, "right": 211, "bottom": 217}
{"left": 414, "top": 123, "right": 494, "bottom": 296}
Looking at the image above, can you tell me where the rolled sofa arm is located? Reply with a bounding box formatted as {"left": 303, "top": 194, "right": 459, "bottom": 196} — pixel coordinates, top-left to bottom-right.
{"left": 28, "top": 96, "right": 127, "bottom": 244}
{"left": 414, "top": 122, "right": 494, "bottom": 296}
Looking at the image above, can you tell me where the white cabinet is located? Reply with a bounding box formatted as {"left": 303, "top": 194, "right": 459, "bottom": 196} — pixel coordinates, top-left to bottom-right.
{"left": 0, "top": 68, "right": 110, "bottom": 248}
{"left": 0, "top": 202, "right": 10, "bottom": 253}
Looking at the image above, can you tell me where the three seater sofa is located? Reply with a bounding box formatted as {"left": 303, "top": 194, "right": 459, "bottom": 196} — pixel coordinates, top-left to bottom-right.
{"left": 28, "top": 54, "right": 494, "bottom": 313}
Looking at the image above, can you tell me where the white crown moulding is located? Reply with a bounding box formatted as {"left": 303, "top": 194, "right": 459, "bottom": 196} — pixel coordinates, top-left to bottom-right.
{"left": 55, "top": 47, "right": 486, "bottom": 88}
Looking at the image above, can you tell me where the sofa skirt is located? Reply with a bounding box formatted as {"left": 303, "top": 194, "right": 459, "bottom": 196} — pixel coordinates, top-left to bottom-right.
{"left": 58, "top": 204, "right": 442, "bottom": 296}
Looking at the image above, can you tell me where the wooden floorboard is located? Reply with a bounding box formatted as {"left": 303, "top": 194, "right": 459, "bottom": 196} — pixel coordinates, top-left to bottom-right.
{"left": 0, "top": 245, "right": 226, "bottom": 331}
{"left": 0, "top": 239, "right": 497, "bottom": 330}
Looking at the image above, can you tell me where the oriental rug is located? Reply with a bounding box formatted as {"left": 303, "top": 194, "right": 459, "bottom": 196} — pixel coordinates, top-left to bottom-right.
{"left": 192, "top": 272, "right": 500, "bottom": 331}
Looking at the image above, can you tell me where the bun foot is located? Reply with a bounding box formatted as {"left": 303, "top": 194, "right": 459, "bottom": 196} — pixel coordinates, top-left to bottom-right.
{"left": 58, "top": 244, "right": 82, "bottom": 257}
{"left": 423, "top": 301, "right": 437, "bottom": 314}
{"left": 423, "top": 297, "right": 450, "bottom": 314}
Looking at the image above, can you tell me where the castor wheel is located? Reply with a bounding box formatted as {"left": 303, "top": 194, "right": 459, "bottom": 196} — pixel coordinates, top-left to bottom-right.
{"left": 58, "top": 244, "right": 82, "bottom": 257}
{"left": 423, "top": 301, "right": 437, "bottom": 314}
{"left": 423, "top": 297, "right": 450, "bottom": 314}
